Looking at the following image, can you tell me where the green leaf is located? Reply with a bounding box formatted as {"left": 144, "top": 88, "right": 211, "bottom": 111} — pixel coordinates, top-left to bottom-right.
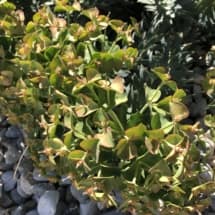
{"left": 80, "top": 138, "right": 98, "bottom": 152}
{"left": 152, "top": 67, "right": 170, "bottom": 81}
{"left": 64, "top": 112, "right": 73, "bottom": 129}
{"left": 81, "top": 8, "right": 99, "bottom": 20}
{"left": 165, "top": 134, "right": 184, "bottom": 146}
{"left": 125, "top": 123, "right": 146, "bottom": 140}
{"left": 63, "top": 131, "right": 73, "bottom": 148}
{"left": 149, "top": 159, "right": 171, "bottom": 176}
{"left": 169, "top": 101, "right": 189, "bottom": 122}
{"left": 74, "top": 122, "right": 86, "bottom": 139}
{"left": 173, "top": 89, "right": 186, "bottom": 100}
{"left": 44, "top": 46, "right": 59, "bottom": 61}
{"left": 116, "top": 138, "right": 137, "bottom": 160}
{"left": 127, "top": 112, "right": 143, "bottom": 127}
{"left": 145, "top": 85, "right": 161, "bottom": 103}
{"left": 49, "top": 138, "right": 65, "bottom": 150}
{"left": 158, "top": 96, "right": 172, "bottom": 110}
{"left": 69, "top": 150, "right": 86, "bottom": 161}
{"left": 165, "top": 80, "right": 177, "bottom": 91}
{"left": 146, "top": 129, "right": 164, "bottom": 139}
{"left": 48, "top": 124, "right": 57, "bottom": 138}
{"left": 151, "top": 113, "right": 161, "bottom": 129}
{"left": 204, "top": 114, "right": 215, "bottom": 128}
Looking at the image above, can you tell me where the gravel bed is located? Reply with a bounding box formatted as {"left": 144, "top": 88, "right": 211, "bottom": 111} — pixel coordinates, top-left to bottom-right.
{"left": 0, "top": 116, "right": 215, "bottom": 215}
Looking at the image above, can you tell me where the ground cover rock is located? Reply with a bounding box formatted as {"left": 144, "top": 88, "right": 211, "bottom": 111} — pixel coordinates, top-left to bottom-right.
{"left": 10, "top": 189, "right": 27, "bottom": 204}
{"left": 32, "top": 183, "right": 55, "bottom": 201}
{"left": 4, "top": 145, "right": 20, "bottom": 165}
{"left": 11, "top": 206, "right": 25, "bottom": 215}
{"left": 1, "top": 170, "right": 17, "bottom": 191}
{"left": 70, "top": 185, "right": 89, "bottom": 203}
{"left": 26, "top": 209, "right": 39, "bottom": 215}
{"left": 59, "top": 176, "right": 72, "bottom": 186}
{"left": 17, "top": 158, "right": 34, "bottom": 175}
{"left": 80, "top": 200, "right": 100, "bottom": 215}
{"left": 37, "top": 190, "right": 60, "bottom": 215}
{"left": 101, "top": 210, "right": 126, "bottom": 215}
{"left": 32, "top": 168, "right": 48, "bottom": 182}
{"left": 64, "top": 203, "right": 79, "bottom": 215}
{"left": 0, "top": 149, "right": 4, "bottom": 162}
{"left": 0, "top": 181, "right": 3, "bottom": 197}
{"left": 17, "top": 181, "right": 31, "bottom": 198}
{"left": 19, "top": 173, "right": 35, "bottom": 196}
{"left": 55, "top": 201, "right": 67, "bottom": 215}
{"left": 0, "top": 192, "right": 13, "bottom": 208}
{"left": 5, "top": 126, "right": 22, "bottom": 139}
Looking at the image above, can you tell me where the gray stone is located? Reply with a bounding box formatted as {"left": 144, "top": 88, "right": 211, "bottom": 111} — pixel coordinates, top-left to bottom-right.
{"left": 199, "top": 171, "right": 213, "bottom": 182}
{"left": 32, "top": 183, "right": 55, "bottom": 201}
{"left": 59, "top": 176, "right": 71, "bottom": 186}
{"left": 15, "top": 140, "right": 25, "bottom": 151}
{"left": 5, "top": 126, "right": 21, "bottom": 139}
{"left": 0, "top": 208, "right": 9, "bottom": 215}
{"left": 1, "top": 171, "right": 17, "bottom": 191}
{"left": 10, "top": 189, "right": 27, "bottom": 204}
{"left": 0, "top": 182, "right": 3, "bottom": 198}
{"left": 0, "top": 149, "right": 4, "bottom": 162}
{"left": 22, "top": 199, "right": 37, "bottom": 212}
{"left": 17, "top": 158, "right": 33, "bottom": 175}
{"left": 37, "top": 190, "right": 60, "bottom": 215}
{"left": 70, "top": 185, "right": 89, "bottom": 203}
{"left": 19, "top": 174, "right": 35, "bottom": 196}
{"left": 0, "top": 192, "right": 13, "bottom": 208}
{"left": 64, "top": 203, "right": 79, "bottom": 215}
{"left": 0, "top": 162, "right": 13, "bottom": 171}
{"left": 0, "top": 117, "right": 8, "bottom": 127}
{"left": 101, "top": 210, "right": 125, "bottom": 215}
{"left": 11, "top": 206, "right": 25, "bottom": 215}
{"left": 32, "top": 169, "right": 48, "bottom": 182}
{"left": 80, "top": 200, "right": 99, "bottom": 215}
{"left": 17, "top": 180, "right": 31, "bottom": 198}
{"left": 211, "top": 193, "right": 215, "bottom": 211}
{"left": 58, "top": 186, "right": 67, "bottom": 201}
{"left": 26, "top": 210, "right": 39, "bottom": 215}
{"left": 65, "top": 187, "right": 76, "bottom": 203}
{"left": 55, "top": 201, "right": 67, "bottom": 215}
{"left": 0, "top": 128, "right": 7, "bottom": 141}
{"left": 4, "top": 146, "right": 20, "bottom": 165}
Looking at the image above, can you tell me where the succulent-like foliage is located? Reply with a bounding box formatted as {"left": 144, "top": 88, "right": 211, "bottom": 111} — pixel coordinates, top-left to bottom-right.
{"left": 0, "top": 1, "right": 215, "bottom": 214}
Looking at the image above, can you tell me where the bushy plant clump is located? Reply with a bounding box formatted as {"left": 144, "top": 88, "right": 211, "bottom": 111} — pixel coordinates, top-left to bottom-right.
{"left": 0, "top": 1, "right": 215, "bottom": 214}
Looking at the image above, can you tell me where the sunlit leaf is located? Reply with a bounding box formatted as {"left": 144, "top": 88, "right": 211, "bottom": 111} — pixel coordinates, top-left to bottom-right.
{"left": 204, "top": 114, "right": 215, "bottom": 128}
{"left": 145, "top": 137, "right": 160, "bottom": 154}
{"left": 145, "top": 85, "right": 161, "bottom": 103}
{"left": 95, "top": 128, "right": 114, "bottom": 148}
{"left": 110, "top": 76, "right": 124, "bottom": 93}
{"left": 169, "top": 101, "right": 189, "bottom": 122}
